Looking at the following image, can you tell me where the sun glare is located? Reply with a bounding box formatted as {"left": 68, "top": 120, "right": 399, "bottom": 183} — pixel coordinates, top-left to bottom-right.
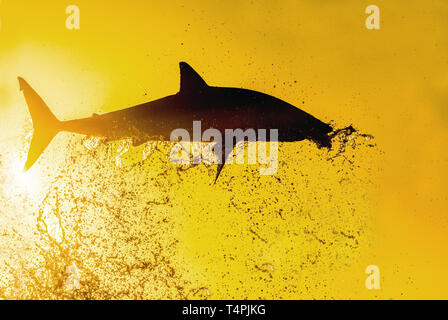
{"left": 9, "top": 154, "right": 40, "bottom": 195}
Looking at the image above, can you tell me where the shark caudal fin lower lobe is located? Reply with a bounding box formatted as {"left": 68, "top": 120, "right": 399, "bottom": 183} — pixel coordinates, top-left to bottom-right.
{"left": 18, "top": 77, "right": 61, "bottom": 171}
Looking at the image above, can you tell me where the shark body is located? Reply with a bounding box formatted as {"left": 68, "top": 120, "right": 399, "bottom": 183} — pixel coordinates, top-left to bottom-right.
{"left": 19, "top": 62, "right": 333, "bottom": 181}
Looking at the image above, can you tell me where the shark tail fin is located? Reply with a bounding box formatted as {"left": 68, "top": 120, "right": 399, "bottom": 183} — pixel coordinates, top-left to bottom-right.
{"left": 18, "top": 77, "right": 61, "bottom": 171}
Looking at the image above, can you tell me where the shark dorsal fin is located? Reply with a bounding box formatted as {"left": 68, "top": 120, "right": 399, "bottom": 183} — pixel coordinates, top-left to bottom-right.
{"left": 179, "top": 62, "right": 208, "bottom": 93}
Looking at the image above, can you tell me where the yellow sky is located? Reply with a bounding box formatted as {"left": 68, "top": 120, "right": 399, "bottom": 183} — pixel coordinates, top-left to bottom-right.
{"left": 0, "top": 0, "right": 447, "bottom": 299}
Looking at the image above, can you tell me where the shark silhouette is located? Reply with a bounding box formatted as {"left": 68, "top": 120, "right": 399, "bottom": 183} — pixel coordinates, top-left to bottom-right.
{"left": 19, "top": 62, "right": 333, "bottom": 181}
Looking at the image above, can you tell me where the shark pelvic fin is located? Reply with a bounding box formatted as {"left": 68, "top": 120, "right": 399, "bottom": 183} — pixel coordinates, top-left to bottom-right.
{"left": 179, "top": 62, "right": 208, "bottom": 93}
{"left": 214, "top": 142, "right": 236, "bottom": 184}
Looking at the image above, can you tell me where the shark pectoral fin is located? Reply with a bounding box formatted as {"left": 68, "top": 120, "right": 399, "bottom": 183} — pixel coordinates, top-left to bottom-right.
{"left": 214, "top": 163, "right": 225, "bottom": 184}
{"left": 179, "top": 62, "right": 208, "bottom": 94}
{"left": 214, "top": 144, "right": 235, "bottom": 184}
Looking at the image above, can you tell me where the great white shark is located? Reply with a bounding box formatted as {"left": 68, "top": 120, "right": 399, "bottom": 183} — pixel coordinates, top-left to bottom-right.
{"left": 19, "top": 62, "right": 335, "bottom": 181}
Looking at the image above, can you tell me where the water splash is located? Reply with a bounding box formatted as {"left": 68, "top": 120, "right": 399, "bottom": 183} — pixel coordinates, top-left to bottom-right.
{"left": 328, "top": 125, "right": 375, "bottom": 162}
{"left": 82, "top": 136, "right": 102, "bottom": 151}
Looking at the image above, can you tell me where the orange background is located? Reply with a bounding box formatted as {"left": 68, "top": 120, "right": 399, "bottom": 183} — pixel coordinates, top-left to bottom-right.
{"left": 0, "top": 0, "right": 447, "bottom": 299}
